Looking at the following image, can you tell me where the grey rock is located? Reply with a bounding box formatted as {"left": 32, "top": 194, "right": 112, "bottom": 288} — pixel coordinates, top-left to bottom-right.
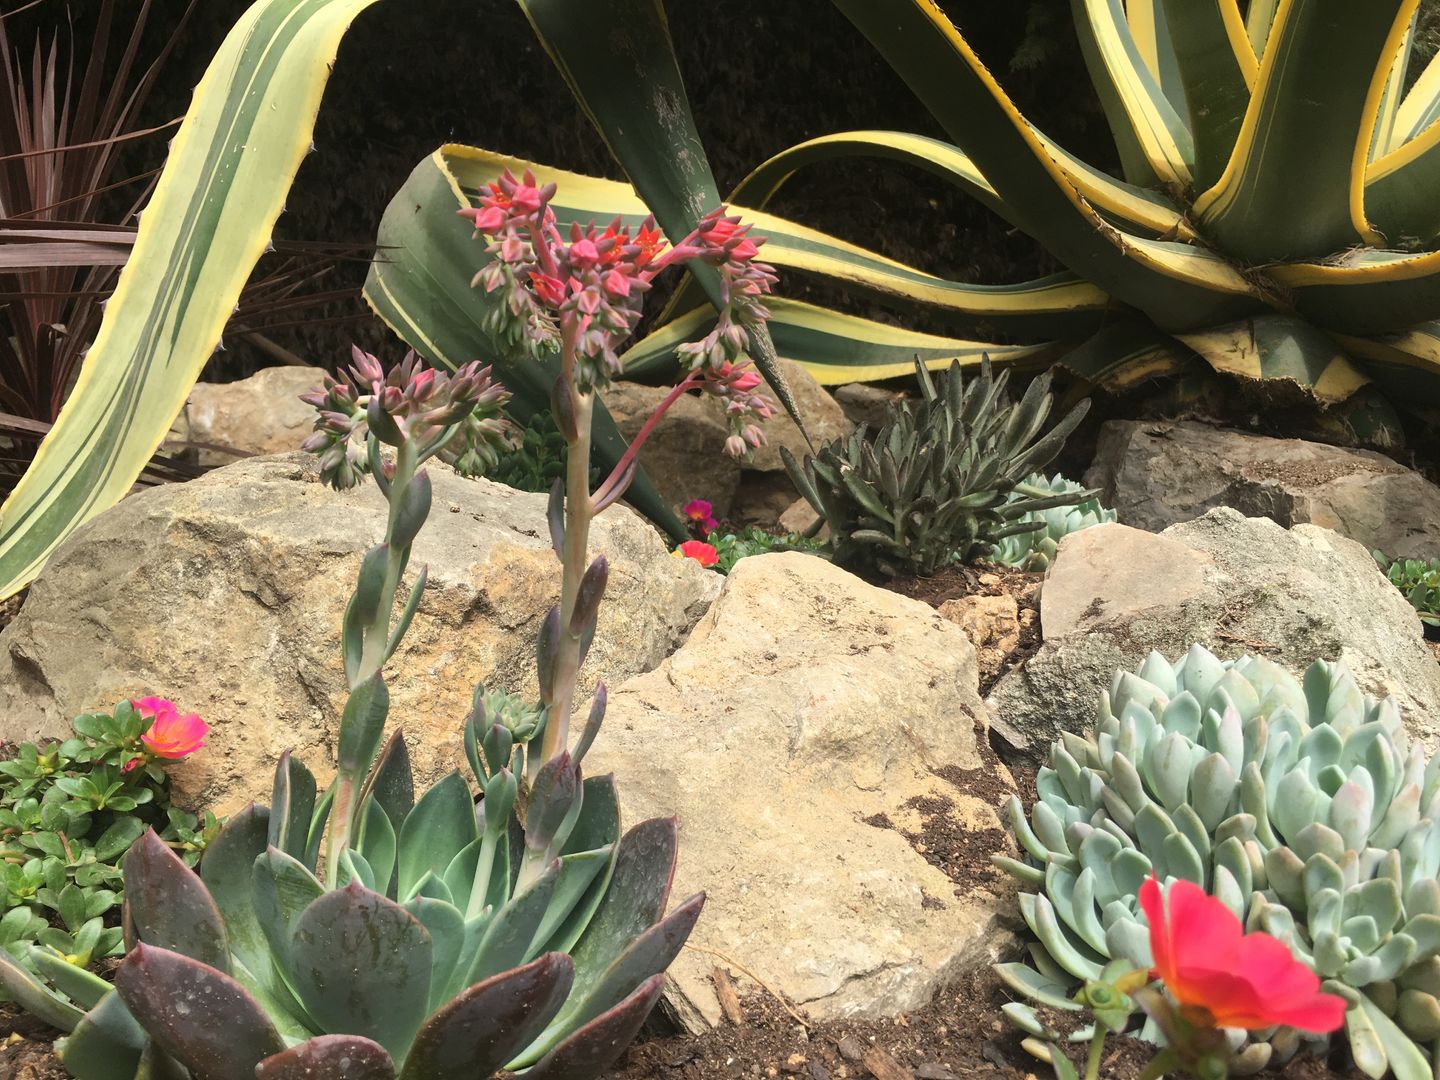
{"left": 1085, "top": 420, "right": 1440, "bottom": 559}
{"left": 988, "top": 509, "right": 1440, "bottom": 759}
{"left": 0, "top": 453, "right": 720, "bottom": 815}
{"left": 588, "top": 552, "right": 1017, "bottom": 1030}
{"left": 602, "top": 382, "right": 742, "bottom": 517}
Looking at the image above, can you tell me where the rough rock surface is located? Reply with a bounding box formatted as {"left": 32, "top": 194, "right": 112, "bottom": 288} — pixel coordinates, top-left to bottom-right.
{"left": 603, "top": 383, "right": 741, "bottom": 517}
{"left": 939, "top": 594, "right": 1021, "bottom": 684}
{"left": 587, "top": 552, "right": 1018, "bottom": 1030}
{"left": 1085, "top": 420, "right": 1440, "bottom": 559}
{"left": 0, "top": 454, "right": 720, "bottom": 814}
{"left": 602, "top": 362, "right": 850, "bottom": 523}
{"left": 989, "top": 509, "right": 1440, "bottom": 759}
{"left": 834, "top": 382, "right": 906, "bottom": 429}
{"left": 170, "top": 366, "right": 324, "bottom": 468}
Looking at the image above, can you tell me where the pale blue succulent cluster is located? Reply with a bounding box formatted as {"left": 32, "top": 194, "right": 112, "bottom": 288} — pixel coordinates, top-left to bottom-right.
{"left": 989, "top": 472, "right": 1115, "bottom": 571}
{"left": 998, "top": 646, "right": 1440, "bottom": 1080}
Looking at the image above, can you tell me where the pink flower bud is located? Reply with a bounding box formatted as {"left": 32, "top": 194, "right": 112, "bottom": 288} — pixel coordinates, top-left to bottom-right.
{"left": 570, "top": 238, "right": 600, "bottom": 267}
{"left": 602, "top": 269, "right": 631, "bottom": 298}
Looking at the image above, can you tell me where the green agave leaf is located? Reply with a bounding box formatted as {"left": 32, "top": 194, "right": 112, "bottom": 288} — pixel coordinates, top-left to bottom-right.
{"left": 515, "top": 0, "right": 801, "bottom": 435}
{"left": 256, "top": 1036, "right": 396, "bottom": 1080}
{"left": 518, "top": 973, "right": 666, "bottom": 1080}
{"left": 1193, "top": 0, "right": 1408, "bottom": 261}
{"left": 289, "top": 883, "right": 433, "bottom": 1062}
{"left": 115, "top": 944, "right": 285, "bottom": 1080}
{"left": 361, "top": 146, "right": 682, "bottom": 540}
{"left": 622, "top": 298, "right": 1056, "bottom": 385}
{"left": 0, "top": 0, "right": 388, "bottom": 601}
{"left": 1158, "top": 0, "right": 1254, "bottom": 189}
{"left": 831, "top": 0, "right": 1262, "bottom": 333}
{"left": 398, "top": 952, "right": 574, "bottom": 1080}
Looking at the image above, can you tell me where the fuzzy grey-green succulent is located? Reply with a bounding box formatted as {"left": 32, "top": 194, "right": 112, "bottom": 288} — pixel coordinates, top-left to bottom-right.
{"left": 989, "top": 473, "right": 1116, "bottom": 571}
{"left": 781, "top": 358, "right": 1092, "bottom": 578}
{"left": 996, "top": 646, "right": 1440, "bottom": 1080}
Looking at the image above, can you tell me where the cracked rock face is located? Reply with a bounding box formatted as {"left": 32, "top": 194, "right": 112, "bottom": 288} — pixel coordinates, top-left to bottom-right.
{"left": 585, "top": 552, "right": 1018, "bottom": 1030}
{"left": 988, "top": 509, "right": 1440, "bottom": 760}
{"left": 1084, "top": 420, "right": 1440, "bottom": 560}
{"left": 0, "top": 453, "right": 720, "bottom": 814}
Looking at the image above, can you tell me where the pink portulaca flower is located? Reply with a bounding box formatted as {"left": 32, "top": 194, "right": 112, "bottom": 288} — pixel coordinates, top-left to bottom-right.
{"left": 131, "top": 697, "right": 209, "bottom": 761}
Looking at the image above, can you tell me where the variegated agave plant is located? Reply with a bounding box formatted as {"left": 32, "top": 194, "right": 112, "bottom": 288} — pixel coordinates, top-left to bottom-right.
{"left": 989, "top": 473, "right": 1116, "bottom": 571}
{"left": 996, "top": 647, "right": 1440, "bottom": 1080}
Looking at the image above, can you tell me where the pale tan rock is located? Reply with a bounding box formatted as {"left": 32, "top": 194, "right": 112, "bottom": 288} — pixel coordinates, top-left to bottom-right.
{"left": 587, "top": 552, "right": 1017, "bottom": 1030}
{"left": 0, "top": 453, "right": 720, "bottom": 815}
{"left": 834, "top": 382, "right": 907, "bottom": 429}
{"left": 990, "top": 509, "right": 1440, "bottom": 759}
{"left": 938, "top": 594, "right": 1021, "bottom": 681}
{"left": 778, "top": 495, "right": 825, "bottom": 538}
{"left": 173, "top": 366, "right": 325, "bottom": 468}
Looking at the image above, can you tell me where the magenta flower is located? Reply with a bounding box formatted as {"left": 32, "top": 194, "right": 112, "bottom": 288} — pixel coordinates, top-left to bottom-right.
{"left": 683, "top": 499, "right": 718, "bottom": 534}
{"left": 132, "top": 698, "right": 209, "bottom": 761}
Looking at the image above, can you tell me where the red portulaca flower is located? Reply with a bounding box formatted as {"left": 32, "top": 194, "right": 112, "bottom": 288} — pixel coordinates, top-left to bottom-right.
{"left": 674, "top": 540, "right": 719, "bottom": 568}
{"left": 1140, "top": 876, "right": 1347, "bottom": 1034}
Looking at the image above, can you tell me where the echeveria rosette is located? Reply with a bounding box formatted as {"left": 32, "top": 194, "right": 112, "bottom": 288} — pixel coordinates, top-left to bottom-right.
{"left": 990, "top": 473, "right": 1116, "bottom": 572}
{"left": 996, "top": 646, "right": 1440, "bottom": 1079}
{"left": 299, "top": 346, "right": 517, "bottom": 490}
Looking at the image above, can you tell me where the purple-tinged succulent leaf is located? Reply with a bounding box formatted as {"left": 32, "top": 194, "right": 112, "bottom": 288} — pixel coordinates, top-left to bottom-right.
{"left": 336, "top": 674, "right": 391, "bottom": 794}
{"left": 199, "top": 805, "right": 273, "bottom": 983}
{"left": 268, "top": 753, "right": 317, "bottom": 863}
{"left": 115, "top": 944, "right": 284, "bottom": 1080}
{"left": 525, "top": 753, "right": 579, "bottom": 859}
{"left": 289, "top": 883, "right": 432, "bottom": 1061}
{"left": 397, "top": 952, "right": 574, "bottom": 1080}
{"left": 124, "top": 830, "right": 230, "bottom": 972}
{"left": 552, "top": 891, "right": 703, "bottom": 1038}
{"left": 56, "top": 989, "right": 145, "bottom": 1080}
{"left": 396, "top": 771, "right": 480, "bottom": 900}
{"left": 255, "top": 1035, "right": 396, "bottom": 1080}
{"left": 390, "top": 470, "right": 433, "bottom": 551}
{"left": 535, "top": 776, "right": 622, "bottom": 957}
{"left": 571, "top": 816, "right": 679, "bottom": 965}
{"left": 572, "top": 685, "right": 607, "bottom": 769}
{"left": 569, "top": 555, "right": 609, "bottom": 635}
{"left": 529, "top": 848, "right": 612, "bottom": 957}
{"left": 547, "top": 479, "right": 565, "bottom": 559}
{"left": 517, "top": 973, "right": 667, "bottom": 1080}
{"left": 463, "top": 859, "right": 561, "bottom": 986}
{"left": 362, "top": 729, "right": 416, "bottom": 841}
{"left": 536, "top": 604, "right": 562, "bottom": 704}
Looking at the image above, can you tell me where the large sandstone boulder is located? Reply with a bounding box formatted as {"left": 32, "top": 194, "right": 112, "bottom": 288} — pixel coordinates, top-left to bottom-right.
{"left": 988, "top": 509, "right": 1440, "bottom": 760}
{"left": 587, "top": 552, "right": 1019, "bottom": 1030}
{"left": 1085, "top": 420, "right": 1440, "bottom": 559}
{"left": 0, "top": 454, "right": 720, "bottom": 814}
{"left": 170, "top": 366, "right": 325, "bottom": 468}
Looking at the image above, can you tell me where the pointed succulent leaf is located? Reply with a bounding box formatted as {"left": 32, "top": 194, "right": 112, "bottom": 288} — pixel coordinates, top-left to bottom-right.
{"left": 56, "top": 989, "right": 147, "bottom": 1080}
{"left": 397, "top": 771, "right": 480, "bottom": 900}
{"left": 268, "top": 753, "right": 317, "bottom": 863}
{"left": 516, "top": 973, "right": 666, "bottom": 1080}
{"left": 124, "top": 830, "right": 230, "bottom": 972}
{"left": 399, "top": 952, "right": 574, "bottom": 1080}
{"left": 256, "top": 1036, "right": 396, "bottom": 1080}
{"left": 115, "top": 944, "right": 284, "bottom": 1080}
{"left": 199, "top": 805, "right": 274, "bottom": 983}
{"left": 289, "top": 883, "right": 433, "bottom": 1061}
{"left": 0, "top": 947, "right": 86, "bottom": 1032}
{"left": 464, "top": 859, "right": 562, "bottom": 986}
